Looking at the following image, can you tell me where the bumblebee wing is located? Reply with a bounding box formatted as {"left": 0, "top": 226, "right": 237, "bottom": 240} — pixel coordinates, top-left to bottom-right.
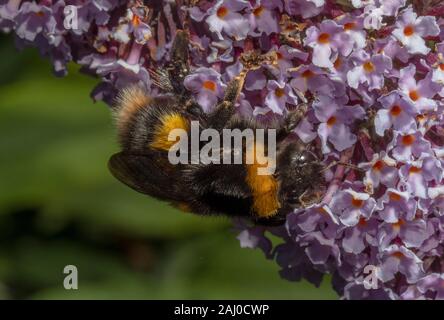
{"left": 184, "top": 163, "right": 251, "bottom": 198}
{"left": 108, "top": 151, "right": 185, "bottom": 202}
{"left": 183, "top": 163, "right": 253, "bottom": 217}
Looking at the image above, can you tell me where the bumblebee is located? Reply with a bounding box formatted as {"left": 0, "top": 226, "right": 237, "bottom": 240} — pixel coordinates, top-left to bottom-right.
{"left": 108, "top": 30, "right": 326, "bottom": 226}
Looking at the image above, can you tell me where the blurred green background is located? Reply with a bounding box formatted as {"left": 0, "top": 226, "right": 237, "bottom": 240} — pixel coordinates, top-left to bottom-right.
{"left": 0, "top": 34, "right": 336, "bottom": 299}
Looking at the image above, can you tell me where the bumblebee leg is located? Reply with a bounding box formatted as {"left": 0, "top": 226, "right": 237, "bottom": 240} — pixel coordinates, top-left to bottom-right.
{"left": 184, "top": 100, "right": 205, "bottom": 119}
{"left": 223, "top": 71, "right": 247, "bottom": 104}
{"left": 255, "top": 215, "right": 286, "bottom": 226}
{"left": 168, "top": 30, "right": 190, "bottom": 96}
{"left": 320, "top": 161, "right": 364, "bottom": 173}
{"left": 298, "top": 188, "right": 323, "bottom": 208}
{"left": 149, "top": 30, "right": 190, "bottom": 95}
{"left": 206, "top": 72, "right": 247, "bottom": 131}
{"left": 206, "top": 51, "right": 276, "bottom": 130}
{"left": 276, "top": 104, "right": 307, "bottom": 142}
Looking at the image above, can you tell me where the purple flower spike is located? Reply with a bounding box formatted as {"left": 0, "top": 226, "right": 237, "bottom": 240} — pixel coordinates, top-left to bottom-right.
{"left": 4, "top": 0, "right": 444, "bottom": 301}
{"left": 184, "top": 67, "right": 227, "bottom": 112}
{"left": 393, "top": 7, "right": 440, "bottom": 55}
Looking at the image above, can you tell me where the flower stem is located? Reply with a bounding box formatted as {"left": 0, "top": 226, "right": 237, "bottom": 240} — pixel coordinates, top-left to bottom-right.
{"left": 358, "top": 130, "right": 374, "bottom": 161}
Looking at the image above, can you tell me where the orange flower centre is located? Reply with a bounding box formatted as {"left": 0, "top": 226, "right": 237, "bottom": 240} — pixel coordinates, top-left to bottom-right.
{"left": 327, "top": 116, "right": 337, "bottom": 127}
{"left": 275, "top": 88, "right": 285, "bottom": 98}
{"left": 351, "top": 197, "right": 364, "bottom": 208}
{"left": 372, "top": 160, "right": 385, "bottom": 171}
{"left": 343, "top": 22, "right": 356, "bottom": 31}
{"left": 217, "top": 6, "right": 228, "bottom": 18}
{"left": 302, "top": 69, "right": 314, "bottom": 78}
{"left": 203, "top": 80, "right": 216, "bottom": 91}
{"left": 439, "top": 63, "right": 444, "bottom": 71}
{"left": 401, "top": 134, "right": 415, "bottom": 146}
{"left": 390, "top": 105, "right": 402, "bottom": 117}
{"left": 36, "top": 11, "right": 45, "bottom": 17}
{"left": 253, "top": 6, "right": 264, "bottom": 17}
{"left": 392, "top": 219, "right": 405, "bottom": 231}
{"left": 409, "top": 166, "right": 422, "bottom": 174}
{"left": 318, "top": 33, "right": 330, "bottom": 44}
{"left": 403, "top": 25, "right": 415, "bottom": 36}
{"left": 389, "top": 192, "right": 402, "bottom": 202}
{"left": 363, "top": 61, "right": 375, "bottom": 73}
{"left": 392, "top": 251, "right": 405, "bottom": 259}
{"left": 358, "top": 217, "right": 367, "bottom": 226}
{"left": 276, "top": 52, "right": 283, "bottom": 60}
{"left": 132, "top": 14, "right": 141, "bottom": 27}
{"left": 334, "top": 58, "right": 342, "bottom": 69}
{"left": 409, "top": 90, "right": 420, "bottom": 101}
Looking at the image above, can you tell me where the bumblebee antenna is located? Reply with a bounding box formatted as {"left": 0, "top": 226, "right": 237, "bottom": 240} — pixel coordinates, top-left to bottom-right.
{"left": 321, "top": 161, "right": 364, "bottom": 173}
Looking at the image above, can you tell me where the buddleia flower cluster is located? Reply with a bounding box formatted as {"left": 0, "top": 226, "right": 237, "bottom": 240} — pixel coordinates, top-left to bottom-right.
{"left": 2, "top": 0, "right": 444, "bottom": 299}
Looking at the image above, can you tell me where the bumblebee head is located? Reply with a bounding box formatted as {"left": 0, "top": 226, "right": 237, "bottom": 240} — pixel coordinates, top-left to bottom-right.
{"left": 292, "top": 150, "right": 318, "bottom": 167}
{"left": 277, "top": 146, "right": 324, "bottom": 193}
{"left": 292, "top": 150, "right": 324, "bottom": 183}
